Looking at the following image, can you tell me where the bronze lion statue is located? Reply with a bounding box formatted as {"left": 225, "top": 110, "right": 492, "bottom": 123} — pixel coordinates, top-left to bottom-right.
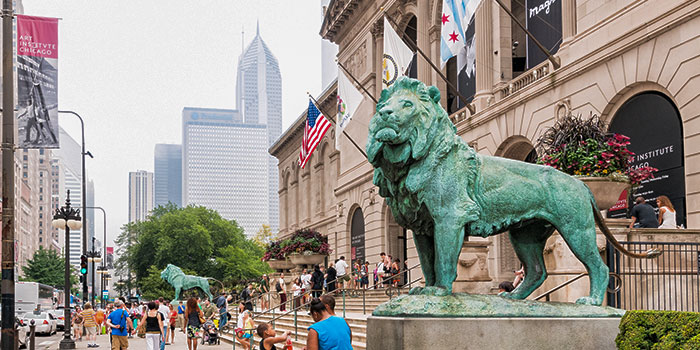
{"left": 366, "top": 77, "right": 659, "bottom": 305}
{"left": 161, "top": 264, "right": 214, "bottom": 301}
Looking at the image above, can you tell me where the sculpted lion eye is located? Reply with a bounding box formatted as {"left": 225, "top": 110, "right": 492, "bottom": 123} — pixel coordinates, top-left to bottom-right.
{"left": 403, "top": 101, "right": 413, "bottom": 108}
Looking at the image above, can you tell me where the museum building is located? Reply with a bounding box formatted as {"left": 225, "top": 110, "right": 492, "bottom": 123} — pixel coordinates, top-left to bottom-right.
{"left": 270, "top": 0, "right": 700, "bottom": 298}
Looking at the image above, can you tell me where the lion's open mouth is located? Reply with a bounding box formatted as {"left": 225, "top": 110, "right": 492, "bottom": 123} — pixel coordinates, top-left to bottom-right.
{"left": 376, "top": 128, "right": 399, "bottom": 142}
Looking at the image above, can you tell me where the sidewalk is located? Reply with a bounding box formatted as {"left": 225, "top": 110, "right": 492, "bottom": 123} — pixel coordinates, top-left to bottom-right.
{"left": 54, "top": 328, "right": 230, "bottom": 350}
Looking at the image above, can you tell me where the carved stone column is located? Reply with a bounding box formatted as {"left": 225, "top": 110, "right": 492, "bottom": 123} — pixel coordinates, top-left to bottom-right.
{"left": 279, "top": 187, "right": 288, "bottom": 236}
{"left": 474, "top": 0, "right": 495, "bottom": 111}
{"left": 561, "top": 0, "right": 577, "bottom": 46}
{"left": 371, "top": 19, "right": 384, "bottom": 99}
{"left": 417, "top": 0, "right": 431, "bottom": 82}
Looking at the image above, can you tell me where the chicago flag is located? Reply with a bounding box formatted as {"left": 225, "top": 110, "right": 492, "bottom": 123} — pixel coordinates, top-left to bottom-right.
{"left": 440, "top": 0, "right": 481, "bottom": 68}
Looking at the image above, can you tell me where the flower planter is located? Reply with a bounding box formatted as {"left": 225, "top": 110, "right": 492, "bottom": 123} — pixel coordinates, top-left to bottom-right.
{"left": 579, "top": 177, "right": 630, "bottom": 211}
{"left": 288, "top": 253, "right": 327, "bottom": 267}
{"left": 266, "top": 259, "right": 295, "bottom": 271}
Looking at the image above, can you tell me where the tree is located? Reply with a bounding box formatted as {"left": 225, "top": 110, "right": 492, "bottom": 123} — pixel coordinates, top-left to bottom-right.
{"left": 21, "top": 247, "right": 78, "bottom": 288}
{"left": 252, "top": 224, "right": 276, "bottom": 249}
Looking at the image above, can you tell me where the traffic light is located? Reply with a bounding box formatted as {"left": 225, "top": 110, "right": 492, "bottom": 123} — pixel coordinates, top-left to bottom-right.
{"left": 80, "top": 254, "right": 88, "bottom": 274}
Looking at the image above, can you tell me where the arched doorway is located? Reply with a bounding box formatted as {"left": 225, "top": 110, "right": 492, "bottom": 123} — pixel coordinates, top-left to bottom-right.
{"left": 497, "top": 135, "right": 538, "bottom": 163}
{"left": 350, "top": 208, "right": 366, "bottom": 263}
{"left": 608, "top": 92, "right": 686, "bottom": 226}
{"left": 384, "top": 205, "right": 407, "bottom": 266}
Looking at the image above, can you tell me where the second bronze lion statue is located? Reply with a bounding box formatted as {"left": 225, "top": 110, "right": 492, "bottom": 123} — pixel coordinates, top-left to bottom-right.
{"left": 366, "top": 77, "right": 658, "bottom": 305}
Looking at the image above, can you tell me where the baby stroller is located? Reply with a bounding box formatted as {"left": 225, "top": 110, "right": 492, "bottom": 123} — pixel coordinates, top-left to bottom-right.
{"left": 201, "top": 320, "right": 220, "bottom": 345}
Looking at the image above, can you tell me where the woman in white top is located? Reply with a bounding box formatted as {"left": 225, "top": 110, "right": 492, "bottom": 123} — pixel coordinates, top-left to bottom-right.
{"left": 292, "top": 278, "right": 302, "bottom": 309}
{"left": 657, "top": 195, "right": 677, "bottom": 229}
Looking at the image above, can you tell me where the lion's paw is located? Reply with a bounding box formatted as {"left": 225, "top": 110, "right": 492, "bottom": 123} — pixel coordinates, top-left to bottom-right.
{"left": 418, "top": 286, "right": 451, "bottom": 296}
{"left": 409, "top": 287, "right": 423, "bottom": 295}
{"left": 575, "top": 296, "right": 601, "bottom": 305}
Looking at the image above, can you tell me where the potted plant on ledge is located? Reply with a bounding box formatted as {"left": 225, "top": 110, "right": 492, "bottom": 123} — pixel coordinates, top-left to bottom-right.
{"left": 283, "top": 228, "right": 331, "bottom": 268}
{"left": 262, "top": 240, "right": 295, "bottom": 271}
{"left": 536, "top": 113, "right": 657, "bottom": 210}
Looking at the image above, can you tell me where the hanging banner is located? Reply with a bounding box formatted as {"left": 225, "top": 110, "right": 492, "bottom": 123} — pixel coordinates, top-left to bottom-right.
{"left": 457, "top": 17, "right": 476, "bottom": 108}
{"left": 16, "top": 15, "right": 59, "bottom": 149}
{"left": 525, "top": 0, "right": 562, "bottom": 69}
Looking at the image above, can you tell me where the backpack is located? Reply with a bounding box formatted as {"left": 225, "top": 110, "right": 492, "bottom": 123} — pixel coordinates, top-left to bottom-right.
{"left": 275, "top": 280, "right": 282, "bottom": 293}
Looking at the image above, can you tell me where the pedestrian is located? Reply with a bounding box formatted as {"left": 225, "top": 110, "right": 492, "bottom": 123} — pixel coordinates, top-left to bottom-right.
{"left": 629, "top": 196, "right": 659, "bottom": 228}
{"left": 72, "top": 305, "right": 83, "bottom": 342}
{"left": 214, "top": 291, "right": 231, "bottom": 331}
{"left": 256, "top": 323, "right": 291, "bottom": 350}
{"left": 138, "top": 301, "right": 165, "bottom": 350}
{"left": 311, "top": 265, "right": 324, "bottom": 298}
{"left": 305, "top": 298, "right": 352, "bottom": 350}
{"left": 300, "top": 269, "right": 312, "bottom": 305}
{"left": 234, "top": 306, "right": 254, "bottom": 349}
{"left": 320, "top": 295, "right": 336, "bottom": 316}
{"left": 157, "top": 297, "right": 170, "bottom": 350}
{"left": 240, "top": 283, "right": 254, "bottom": 311}
{"left": 391, "top": 258, "right": 401, "bottom": 287}
{"left": 201, "top": 299, "right": 217, "bottom": 322}
{"left": 352, "top": 260, "right": 361, "bottom": 289}
{"left": 259, "top": 274, "right": 270, "bottom": 310}
{"left": 106, "top": 300, "right": 131, "bottom": 350}
{"left": 360, "top": 261, "right": 369, "bottom": 288}
{"left": 277, "top": 273, "right": 287, "bottom": 312}
{"left": 376, "top": 258, "right": 385, "bottom": 288}
{"left": 168, "top": 304, "right": 177, "bottom": 344}
{"left": 335, "top": 256, "right": 349, "bottom": 290}
{"left": 95, "top": 307, "right": 105, "bottom": 335}
{"left": 80, "top": 302, "right": 99, "bottom": 347}
{"left": 176, "top": 301, "right": 186, "bottom": 333}
{"left": 657, "top": 195, "right": 678, "bottom": 229}
{"left": 185, "top": 297, "right": 204, "bottom": 350}
{"left": 292, "top": 277, "right": 302, "bottom": 309}
{"left": 498, "top": 281, "right": 515, "bottom": 293}
{"left": 128, "top": 302, "right": 139, "bottom": 338}
{"left": 326, "top": 262, "right": 337, "bottom": 293}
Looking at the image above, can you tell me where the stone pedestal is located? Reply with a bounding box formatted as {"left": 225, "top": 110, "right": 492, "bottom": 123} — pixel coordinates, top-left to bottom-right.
{"left": 367, "top": 316, "right": 621, "bottom": 350}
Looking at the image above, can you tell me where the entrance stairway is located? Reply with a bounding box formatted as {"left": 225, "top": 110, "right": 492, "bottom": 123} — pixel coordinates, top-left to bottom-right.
{"left": 220, "top": 288, "right": 409, "bottom": 350}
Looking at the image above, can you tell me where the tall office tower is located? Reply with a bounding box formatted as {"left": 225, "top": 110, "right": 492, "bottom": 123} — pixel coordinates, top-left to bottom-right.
{"left": 37, "top": 149, "right": 59, "bottom": 252}
{"left": 52, "top": 127, "right": 85, "bottom": 267}
{"left": 182, "top": 107, "right": 269, "bottom": 235}
{"left": 128, "top": 170, "right": 154, "bottom": 223}
{"left": 321, "top": 0, "right": 339, "bottom": 90}
{"left": 50, "top": 158, "right": 64, "bottom": 251}
{"left": 154, "top": 144, "right": 182, "bottom": 207}
{"left": 236, "top": 23, "right": 281, "bottom": 234}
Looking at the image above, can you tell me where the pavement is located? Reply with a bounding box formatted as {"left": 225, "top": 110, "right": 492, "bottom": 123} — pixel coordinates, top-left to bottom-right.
{"left": 48, "top": 328, "right": 233, "bottom": 350}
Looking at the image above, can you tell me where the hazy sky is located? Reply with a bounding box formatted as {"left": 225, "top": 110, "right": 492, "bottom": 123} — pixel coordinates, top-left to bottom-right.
{"left": 24, "top": 1, "right": 326, "bottom": 249}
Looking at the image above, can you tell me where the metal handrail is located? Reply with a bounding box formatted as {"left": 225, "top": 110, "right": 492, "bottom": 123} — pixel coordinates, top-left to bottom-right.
{"left": 534, "top": 272, "right": 622, "bottom": 301}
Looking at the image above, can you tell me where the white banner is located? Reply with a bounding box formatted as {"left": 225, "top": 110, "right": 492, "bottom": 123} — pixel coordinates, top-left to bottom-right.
{"left": 382, "top": 17, "right": 413, "bottom": 89}
{"left": 336, "top": 69, "right": 365, "bottom": 149}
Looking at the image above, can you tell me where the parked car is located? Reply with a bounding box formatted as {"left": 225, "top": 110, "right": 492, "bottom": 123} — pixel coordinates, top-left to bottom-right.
{"left": 0, "top": 315, "right": 29, "bottom": 348}
{"left": 50, "top": 309, "right": 69, "bottom": 330}
{"left": 21, "top": 311, "right": 57, "bottom": 335}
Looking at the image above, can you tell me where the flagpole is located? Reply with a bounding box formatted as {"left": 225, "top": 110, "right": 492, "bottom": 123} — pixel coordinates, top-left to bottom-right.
{"left": 492, "top": 0, "right": 560, "bottom": 69}
{"left": 383, "top": 12, "right": 476, "bottom": 115}
{"left": 307, "top": 93, "right": 368, "bottom": 159}
{"left": 336, "top": 60, "right": 379, "bottom": 104}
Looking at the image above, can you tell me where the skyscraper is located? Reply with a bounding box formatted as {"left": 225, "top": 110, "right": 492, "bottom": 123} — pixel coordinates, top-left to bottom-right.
{"left": 182, "top": 107, "right": 268, "bottom": 235}
{"left": 236, "top": 23, "right": 281, "bottom": 234}
{"left": 154, "top": 144, "right": 182, "bottom": 207}
{"left": 128, "top": 170, "right": 154, "bottom": 223}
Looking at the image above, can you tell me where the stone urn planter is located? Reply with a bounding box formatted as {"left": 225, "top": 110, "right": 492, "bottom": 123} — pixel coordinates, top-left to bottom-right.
{"left": 579, "top": 177, "right": 630, "bottom": 211}
{"left": 266, "top": 259, "right": 295, "bottom": 271}
{"left": 288, "top": 253, "right": 327, "bottom": 268}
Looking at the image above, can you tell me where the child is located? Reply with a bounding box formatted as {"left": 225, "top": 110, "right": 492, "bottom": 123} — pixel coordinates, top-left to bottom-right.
{"left": 256, "top": 323, "right": 291, "bottom": 350}
{"left": 234, "top": 309, "right": 255, "bottom": 349}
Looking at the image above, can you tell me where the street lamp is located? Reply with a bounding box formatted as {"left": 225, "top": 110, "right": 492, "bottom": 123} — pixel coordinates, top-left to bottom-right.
{"left": 96, "top": 266, "right": 108, "bottom": 308}
{"left": 52, "top": 190, "right": 82, "bottom": 350}
{"left": 87, "top": 237, "right": 101, "bottom": 307}
{"left": 86, "top": 206, "right": 107, "bottom": 308}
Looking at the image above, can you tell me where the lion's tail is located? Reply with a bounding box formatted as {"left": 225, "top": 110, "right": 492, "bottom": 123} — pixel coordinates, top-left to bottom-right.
{"left": 589, "top": 193, "right": 662, "bottom": 259}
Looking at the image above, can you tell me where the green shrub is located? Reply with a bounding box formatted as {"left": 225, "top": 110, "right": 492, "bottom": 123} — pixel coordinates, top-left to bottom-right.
{"left": 616, "top": 310, "right": 700, "bottom": 349}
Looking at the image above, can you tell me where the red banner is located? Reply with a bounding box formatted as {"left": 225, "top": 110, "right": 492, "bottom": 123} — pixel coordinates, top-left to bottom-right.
{"left": 15, "top": 15, "right": 59, "bottom": 149}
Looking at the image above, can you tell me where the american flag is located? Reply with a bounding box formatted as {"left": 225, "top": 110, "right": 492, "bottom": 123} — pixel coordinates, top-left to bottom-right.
{"left": 298, "top": 100, "right": 331, "bottom": 168}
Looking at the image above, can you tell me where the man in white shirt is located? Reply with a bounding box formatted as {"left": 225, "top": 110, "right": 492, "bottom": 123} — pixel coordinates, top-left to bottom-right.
{"left": 157, "top": 297, "right": 170, "bottom": 347}
{"left": 300, "top": 269, "right": 312, "bottom": 303}
{"left": 335, "top": 256, "right": 350, "bottom": 289}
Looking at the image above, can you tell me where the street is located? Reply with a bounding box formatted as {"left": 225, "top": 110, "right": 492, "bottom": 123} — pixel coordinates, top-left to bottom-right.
{"left": 44, "top": 329, "right": 233, "bottom": 350}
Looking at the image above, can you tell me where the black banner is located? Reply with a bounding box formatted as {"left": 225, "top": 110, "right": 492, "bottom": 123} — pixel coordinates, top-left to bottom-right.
{"left": 351, "top": 209, "right": 365, "bottom": 263}
{"left": 458, "top": 17, "right": 476, "bottom": 107}
{"left": 525, "top": 0, "right": 562, "bottom": 69}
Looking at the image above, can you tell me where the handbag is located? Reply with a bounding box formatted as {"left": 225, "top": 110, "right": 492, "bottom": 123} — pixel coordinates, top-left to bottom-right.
{"left": 198, "top": 311, "right": 205, "bottom": 325}
{"left": 136, "top": 314, "right": 146, "bottom": 338}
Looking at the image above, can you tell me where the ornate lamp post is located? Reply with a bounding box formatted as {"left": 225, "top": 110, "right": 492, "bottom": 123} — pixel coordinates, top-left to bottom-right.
{"left": 52, "top": 190, "right": 82, "bottom": 350}
{"left": 96, "top": 266, "right": 108, "bottom": 309}
{"left": 87, "top": 237, "right": 102, "bottom": 306}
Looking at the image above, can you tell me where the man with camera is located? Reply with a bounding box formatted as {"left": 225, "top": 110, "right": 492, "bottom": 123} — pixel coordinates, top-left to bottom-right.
{"left": 106, "top": 300, "right": 132, "bottom": 350}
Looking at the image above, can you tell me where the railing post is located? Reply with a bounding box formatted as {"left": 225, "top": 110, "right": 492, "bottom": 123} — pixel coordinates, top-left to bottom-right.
{"left": 342, "top": 290, "right": 346, "bottom": 318}
{"left": 362, "top": 289, "right": 366, "bottom": 315}
{"left": 272, "top": 300, "right": 275, "bottom": 328}
{"left": 294, "top": 308, "right": 298, "bottom": 341}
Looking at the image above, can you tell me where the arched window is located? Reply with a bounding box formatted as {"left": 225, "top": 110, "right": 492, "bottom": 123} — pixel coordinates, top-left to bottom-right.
{"left": 351, "top": 208, "right": 365, "bottom": 263}
{"left": 608, "top": 92, "right": 686, "bottom": 226}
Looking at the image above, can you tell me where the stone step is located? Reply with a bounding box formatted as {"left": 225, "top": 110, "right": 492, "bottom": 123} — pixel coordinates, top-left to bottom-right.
{"left": 220, "top": 329, "right": 367, "bottom": 350}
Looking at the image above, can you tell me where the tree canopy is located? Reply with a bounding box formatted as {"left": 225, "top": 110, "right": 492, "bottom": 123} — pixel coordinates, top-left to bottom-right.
{"left": 21, "top": 247, "right": 78, "bottom": 292}
{"left": 115, "top": 204, "right": 271, "bottom": 297}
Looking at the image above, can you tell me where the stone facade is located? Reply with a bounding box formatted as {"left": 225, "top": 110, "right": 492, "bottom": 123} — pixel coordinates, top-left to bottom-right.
{"left": 271, "top": 0, "right": 700, "bottom": 299}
